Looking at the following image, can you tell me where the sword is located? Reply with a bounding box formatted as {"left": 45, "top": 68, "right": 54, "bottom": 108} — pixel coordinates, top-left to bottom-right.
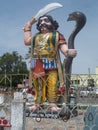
{"left": 30, "top": 2, "right": 63, "bottom": 24}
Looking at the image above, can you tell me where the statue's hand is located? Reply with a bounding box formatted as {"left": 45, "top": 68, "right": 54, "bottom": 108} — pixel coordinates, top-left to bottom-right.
{"left": 30, "top": 17, "right": 37, "bottom": 25}
{"left": 28, "top": 87, "right": 35, "bottom": 95}
{"left": 23, "top": 18, "right": 36, "bottom": 32}
{"left": 57, "top": 85, "right": 66, "bottom": 95}
{"left": 67, "top": 49, "right": 77, "bottom": 58}
{"left": 23, "top": 21, "right": 32, "bottom": 32}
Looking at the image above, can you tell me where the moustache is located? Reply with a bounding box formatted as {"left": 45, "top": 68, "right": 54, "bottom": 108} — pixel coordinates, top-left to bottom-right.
{"left": 39, "top": 24, "right": 48, "bottom": 28}
{"left": 39, "top": 24, "right": 54, "bottom": 31}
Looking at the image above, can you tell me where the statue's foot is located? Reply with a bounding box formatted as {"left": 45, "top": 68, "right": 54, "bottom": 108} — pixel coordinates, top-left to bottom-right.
{"left": 29, "top": 105, "right": 38, "bottom": 111}
{"left": 49, "top": 105, "right": 61, "bottom": 112}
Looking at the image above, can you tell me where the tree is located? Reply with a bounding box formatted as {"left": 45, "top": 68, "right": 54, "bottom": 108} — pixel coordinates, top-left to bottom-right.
{"left": 0, "top": 51, "right": 29, "bottom": 87}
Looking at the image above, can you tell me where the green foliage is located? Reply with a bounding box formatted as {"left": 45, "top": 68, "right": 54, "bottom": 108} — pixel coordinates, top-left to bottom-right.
{"left": 0, "top": 51, "right": 29, "bottom": 87}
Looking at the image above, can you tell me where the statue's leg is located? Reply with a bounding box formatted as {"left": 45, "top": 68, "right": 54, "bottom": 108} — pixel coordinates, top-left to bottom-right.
{"left": 32, "top": 78, "right": 38, "bottom": 103}
{"left": 40, "top": 76, "right": 47, "bottom": 103}
{"left": 29, "top": 77, "right": 46, "bottom": 110}
{"left": 46, "top": 70, "right": 58, "bottom": 103}
{"left": 32, "top": 77, "right": 46, "bottom": 103}
{"left": 46, "top": 70, "right": 61, "bottom": 111}
{"left": 28, "top": 78, "right": 39, "bottom": 110}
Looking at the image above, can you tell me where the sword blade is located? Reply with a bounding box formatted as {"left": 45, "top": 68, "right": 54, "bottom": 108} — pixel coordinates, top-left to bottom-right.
{"left": 34, "top": 3, "right": 63, "bottom": 20}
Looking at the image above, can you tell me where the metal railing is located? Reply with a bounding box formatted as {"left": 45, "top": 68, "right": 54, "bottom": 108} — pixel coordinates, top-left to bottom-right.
{"left": 0, "top": 73, "right": 98, "bottom": 130}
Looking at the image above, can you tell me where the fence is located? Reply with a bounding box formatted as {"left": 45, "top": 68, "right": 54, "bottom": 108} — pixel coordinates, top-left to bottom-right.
{"left": 0, "top": 74, "right": 98, "bottom": 130}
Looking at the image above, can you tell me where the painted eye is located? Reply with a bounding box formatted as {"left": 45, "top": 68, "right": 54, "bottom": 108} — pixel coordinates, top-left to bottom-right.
{"left": 44, "top": 18, "right": 50, "bottom": 23}
{"left": 40, "top": 18, "right": 50, "bottom": 23}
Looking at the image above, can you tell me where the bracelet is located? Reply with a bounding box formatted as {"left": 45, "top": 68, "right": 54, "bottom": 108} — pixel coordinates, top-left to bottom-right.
{"left": 23, "top": 27, "right": 31, "bottom": 32}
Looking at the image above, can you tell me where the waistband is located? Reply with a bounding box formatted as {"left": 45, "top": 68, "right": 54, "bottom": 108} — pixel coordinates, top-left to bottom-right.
{"left": 32, "top": 54, "right": 56, "bottom": 60}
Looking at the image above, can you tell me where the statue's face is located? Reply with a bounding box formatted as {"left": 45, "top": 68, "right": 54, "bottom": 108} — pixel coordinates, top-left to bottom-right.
{"left": 38, "top": 16, "right": 53, "bottom": 33}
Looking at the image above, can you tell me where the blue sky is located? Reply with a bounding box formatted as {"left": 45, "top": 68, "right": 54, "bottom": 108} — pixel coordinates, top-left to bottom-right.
{"left": 0, "top": 0, "right": 98, "bottom": 74}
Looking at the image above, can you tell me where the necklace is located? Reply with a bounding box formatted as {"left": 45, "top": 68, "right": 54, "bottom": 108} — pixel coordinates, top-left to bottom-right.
{"left": 38, "top": 33, "right": 50, "bottom": 44}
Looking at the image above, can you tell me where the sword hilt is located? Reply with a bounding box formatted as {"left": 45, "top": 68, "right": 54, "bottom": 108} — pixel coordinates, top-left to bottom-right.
{"left": 30, "top": 17, "right": 37, "bottom": 25}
